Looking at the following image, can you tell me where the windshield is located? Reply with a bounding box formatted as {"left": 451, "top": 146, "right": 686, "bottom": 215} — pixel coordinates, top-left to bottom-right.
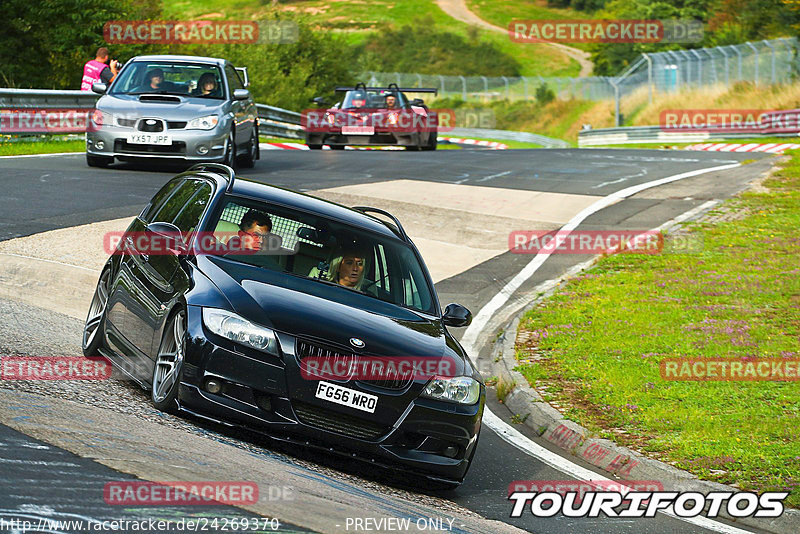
{"left": 341, "top": 89, "right": 407, "bottom": 109}
{"left": 206, "top": 197, "right": 436, "bottom": 315}
{"left": 110, "top": 61, "right": 225, "bottom": 99}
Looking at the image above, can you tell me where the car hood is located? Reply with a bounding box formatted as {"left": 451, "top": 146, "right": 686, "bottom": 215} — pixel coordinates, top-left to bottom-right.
{"left": 197, "top": 256, "right": 466, "bottom": 369}
{"left": 98, "top": 93, "right": 224, "bottom": 120}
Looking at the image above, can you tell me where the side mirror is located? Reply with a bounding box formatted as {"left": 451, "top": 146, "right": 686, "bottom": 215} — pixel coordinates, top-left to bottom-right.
{"left": 233, "top": 89, "right": 251, "bottom": 101}
{"left": 312, "top": 96, "right": 328, "bottom": 107}
{"left": 409, "top": 98, "right": 424, "bottom": 106}
{"left": 442, "top": 303, "right": 472, "bottom": 327}
{"left": 146, "top": 222, "right": 186, "bottom": 254}
{"left": 91, "top": 83, "right": 107, "bottom": 95}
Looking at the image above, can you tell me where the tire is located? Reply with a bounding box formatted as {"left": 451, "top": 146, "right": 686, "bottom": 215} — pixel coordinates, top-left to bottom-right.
{"left": 86, "top": 154, "right": 113, "bottom": 167}
{"left": 222, "top": 131, "right": 237, "bottom": 170}
{"left": 151, "top": 309, "right": 186, "bottom": 414}
{"left": 330, "top": 145, "right": 345, "bottom": 150}
{"left": 421, "top": 131, "right": 438, "bottom": 151}
{"left": 238, "top": 127, "right": 258, "bottom": 168}
{"left": 82, "top": 268, "right": 112, "bottom": 357}
{"left": 307, "top": 144, "right": 322, "bottom": 150}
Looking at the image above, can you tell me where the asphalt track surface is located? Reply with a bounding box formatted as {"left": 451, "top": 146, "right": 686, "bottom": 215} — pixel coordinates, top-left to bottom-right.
{"left": 0, "top": 148, "right": 777, "bottom": 533}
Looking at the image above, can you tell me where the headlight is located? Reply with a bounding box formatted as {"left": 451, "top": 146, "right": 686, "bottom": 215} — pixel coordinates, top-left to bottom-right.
{"left": 202, "top": 308, "right": 278, "bottom": 355}
{"left": 387, "top": 112, "right": 398, "bottom": 125}
{"left": 422, "top": 376, "right": 481, "bottom": 405}
{"left": 90, "top": 109, "right": 113, "bottom": 127}
{"left": 325, "top": 112, "right": 335, "bottom": 125}
{"left": 187, "top": 115, "right": 220, "bottom": 130}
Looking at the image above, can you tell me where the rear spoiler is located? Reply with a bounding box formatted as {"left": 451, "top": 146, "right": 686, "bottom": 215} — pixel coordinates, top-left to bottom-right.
{"left": 334, "top": 82, "right": 438, "bottom": 95}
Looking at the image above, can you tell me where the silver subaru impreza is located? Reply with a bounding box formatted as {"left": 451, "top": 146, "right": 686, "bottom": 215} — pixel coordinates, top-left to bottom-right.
{"left": 86, "top": 54, "right": 259, "bottom": 168}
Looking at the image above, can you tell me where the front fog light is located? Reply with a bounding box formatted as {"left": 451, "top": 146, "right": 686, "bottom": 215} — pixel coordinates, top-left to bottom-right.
{"left": 197, "top": 145, "right": 209, "bottom": 155}
{"left": 95, "top": 141, "right": 105, "bottom": 150}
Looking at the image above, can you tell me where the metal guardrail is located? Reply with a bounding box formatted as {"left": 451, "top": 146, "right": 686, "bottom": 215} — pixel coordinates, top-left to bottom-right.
{"left": 255, "top": 103, "right": 303, "bottom": 139}
{"left": 578, "top": 125, "right": 800, "bottom": 147}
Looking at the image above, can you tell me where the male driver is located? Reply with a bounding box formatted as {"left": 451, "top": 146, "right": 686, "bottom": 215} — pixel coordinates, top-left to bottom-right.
{"left": 81, "top": 47, "right": 119, "bottom": 91}
{"left": 385, "top": 94, "right": 397, "bottom": 109}
{"left": 225, "top": 210, "right": 281, "bottom": 269}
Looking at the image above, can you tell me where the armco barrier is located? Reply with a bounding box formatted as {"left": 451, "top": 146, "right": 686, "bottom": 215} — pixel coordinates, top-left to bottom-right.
{"left": 578, "top": 124, "right": 800, "bottom": 147}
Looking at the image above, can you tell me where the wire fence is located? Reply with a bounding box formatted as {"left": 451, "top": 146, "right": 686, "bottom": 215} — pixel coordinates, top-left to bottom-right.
{"left": 361, "top": 37, "right": 798, "bottom": 105}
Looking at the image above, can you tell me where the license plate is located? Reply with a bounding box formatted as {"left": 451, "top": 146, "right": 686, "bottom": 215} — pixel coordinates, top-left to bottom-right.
{"left": 342, "top": 126, "right": 374, "bottom": 135}
{"left": 126, "top": 133, "right": 172, "bottom": 145}
{"left": 315, "top": 381, "right": 378, "bottom": 413}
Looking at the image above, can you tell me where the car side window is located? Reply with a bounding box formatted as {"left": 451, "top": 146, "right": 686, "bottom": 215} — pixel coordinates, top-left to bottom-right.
{"left": 172, "top": 182, "right": 213, "bottom": 234}
{"left": 141, "top": 178, "right": 182, "bottom": 223}
{"left": 150, "top": 179, "right": 207, "bottom": 226}
{"left": 225, "top": 65, "right": 244, "bottom": 93}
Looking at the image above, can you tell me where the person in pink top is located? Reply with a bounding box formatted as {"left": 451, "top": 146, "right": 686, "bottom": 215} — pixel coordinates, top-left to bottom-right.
{"left": 81, "top": 47, "right": 119, "bottom": 91}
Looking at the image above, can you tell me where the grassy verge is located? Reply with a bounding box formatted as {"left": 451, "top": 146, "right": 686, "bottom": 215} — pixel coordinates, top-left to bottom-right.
{"left": 586, "top": 137, "right": 800, "bottom": 149}
{"left": 515, "top": 152, "right": 800, "bottom": 506}
{"left": 0, "top": 140, "right": 85, "bottom": 156}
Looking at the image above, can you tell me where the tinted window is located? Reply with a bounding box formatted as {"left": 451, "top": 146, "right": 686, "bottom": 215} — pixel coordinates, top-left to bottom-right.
{"left": 141, "top": 178, "right": 182, "bottom": 223}
{"left": 150, "top": 179, "right": 208, "bottom": 226}
{"left": 225, "top": 65, "right": 244, "bottom": 92}
{"left": 172, "top": 183, "right": 213, "bottom": 234}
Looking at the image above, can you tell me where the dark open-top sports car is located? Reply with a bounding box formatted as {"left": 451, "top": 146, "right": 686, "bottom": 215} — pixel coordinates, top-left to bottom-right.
{"left": 82, "top": 163, "right": 483, "bottom": 487}
{"left": 304, "top": 83, "right": 439, "bottom": 151}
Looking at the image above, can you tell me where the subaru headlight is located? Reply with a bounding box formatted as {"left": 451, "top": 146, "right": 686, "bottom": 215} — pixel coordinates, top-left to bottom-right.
{"left": 187, "top": 115, "right": 220, "bottom": 130}
{"left": 422, "top": 376, "right": 481, "bottom": 405}
{"left": 90, "top": 109, "right": 114, "bottom": 127}
{"left": 202, "top": 308, "right": 278, "bottom": 355}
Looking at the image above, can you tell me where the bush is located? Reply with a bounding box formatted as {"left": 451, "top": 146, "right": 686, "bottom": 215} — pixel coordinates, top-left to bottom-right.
{"left": 535, "top": 83, "right": 556, "bottom": 105}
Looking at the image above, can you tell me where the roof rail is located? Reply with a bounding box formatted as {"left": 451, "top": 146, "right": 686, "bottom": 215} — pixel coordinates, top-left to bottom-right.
{"left": 188, "top": 163, "right": 236, "bottom": 192}
{"left": 352, "top": 206, "right": 409, "bottom": 242}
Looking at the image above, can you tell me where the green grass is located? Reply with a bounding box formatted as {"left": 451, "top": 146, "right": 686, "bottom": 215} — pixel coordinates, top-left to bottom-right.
{"left": 467, "top": 0, "right": 593, "bottom": 51}
{"left": 162, "top": 0, "right": 580, "bottom": 77}
{"left": 515, "top": 150, "right": 800, "bottom": 506}
{"left": 0, "top": 139, "right": 85, "bottom": 156}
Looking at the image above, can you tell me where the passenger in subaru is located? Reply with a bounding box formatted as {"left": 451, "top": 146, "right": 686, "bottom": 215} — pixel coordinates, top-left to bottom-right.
{"left": 192, "top": 73, "right": 220, "bottom": 97}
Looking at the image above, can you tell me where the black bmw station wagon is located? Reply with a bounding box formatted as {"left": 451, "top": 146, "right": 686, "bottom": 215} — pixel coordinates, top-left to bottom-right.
{"left": 82, "top": 164, "right": 484, "bottom": 487}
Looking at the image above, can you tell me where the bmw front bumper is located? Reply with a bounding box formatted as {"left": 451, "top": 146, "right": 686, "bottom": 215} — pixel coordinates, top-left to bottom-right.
{"left": 177, "top": 305, "right": 483, "bottom": 483}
